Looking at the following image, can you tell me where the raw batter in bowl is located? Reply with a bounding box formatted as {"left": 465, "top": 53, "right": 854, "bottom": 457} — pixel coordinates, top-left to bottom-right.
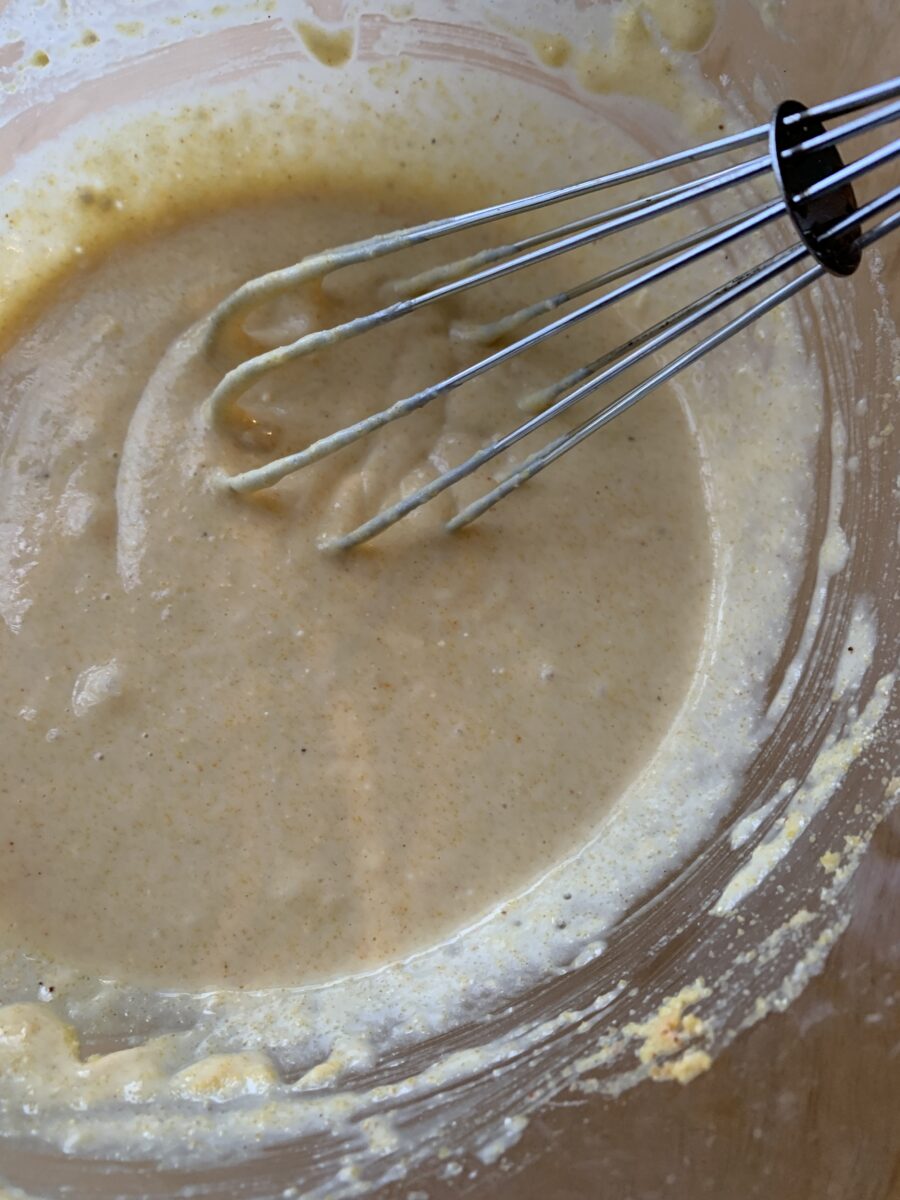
{"left": 0, "top": 0, "right": 892, "bottom": 1189}
{"left": 0, "top": 190, "right": 712, "bottom": 990}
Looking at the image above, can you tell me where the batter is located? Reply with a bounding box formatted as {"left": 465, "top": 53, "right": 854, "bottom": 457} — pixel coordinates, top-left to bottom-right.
{"left": 0, "top": 191, "right": 710, "bottom": 989}
{"left": 1, "top": 0, "right": 881, "bottom": 1187}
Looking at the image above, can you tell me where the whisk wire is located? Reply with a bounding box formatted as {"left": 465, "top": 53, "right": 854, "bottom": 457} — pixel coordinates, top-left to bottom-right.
{"left": 207, "top": 154, "right": 772, "bottom": 423}
{"left": 449, "top": 202, "right": 900, "bottom": 534}
{"left": 224, "top": 199, "right": 785, "bottom": 495}
{"left": 452, "top": 200, "right": 777, "bottom": 346}
{"left": 203, "top": 75, "right": 900, "bottom": 548}
{"left": 791, "top": 75, "right": 900, "bottom": 124}
{"left": 447, "top": 269, "right": 828, "bottom": 534}
{"left": 325, "top": 242, "right": 812, "bottom": 550}
{"left": 783, "top": 96, "right": 900, "bottom": 159}
{"left": 205, "top": 122, "right": 775, "bottom": 350}
{"left": 795, "top": 135, "right": 900, "bottom": 204}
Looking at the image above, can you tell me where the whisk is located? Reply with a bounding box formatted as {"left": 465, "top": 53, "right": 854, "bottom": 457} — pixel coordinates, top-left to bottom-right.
{"left": 203, "top": 76, "right": 900, "bottom": 551}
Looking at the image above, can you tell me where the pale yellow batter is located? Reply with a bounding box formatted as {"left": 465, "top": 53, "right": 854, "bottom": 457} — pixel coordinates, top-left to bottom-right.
{"left": 0, "top": 188, "right": 710, "bottom": 989}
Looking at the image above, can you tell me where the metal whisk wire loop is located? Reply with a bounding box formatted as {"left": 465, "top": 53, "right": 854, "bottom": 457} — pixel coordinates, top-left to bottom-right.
{"left": 203, "top": 75, "right": 900, "bottom": 551}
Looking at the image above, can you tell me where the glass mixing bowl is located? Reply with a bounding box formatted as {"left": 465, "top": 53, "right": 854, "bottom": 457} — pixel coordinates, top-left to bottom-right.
{"left": 0, "top": 1, "right": 896, "bottom": 1197}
